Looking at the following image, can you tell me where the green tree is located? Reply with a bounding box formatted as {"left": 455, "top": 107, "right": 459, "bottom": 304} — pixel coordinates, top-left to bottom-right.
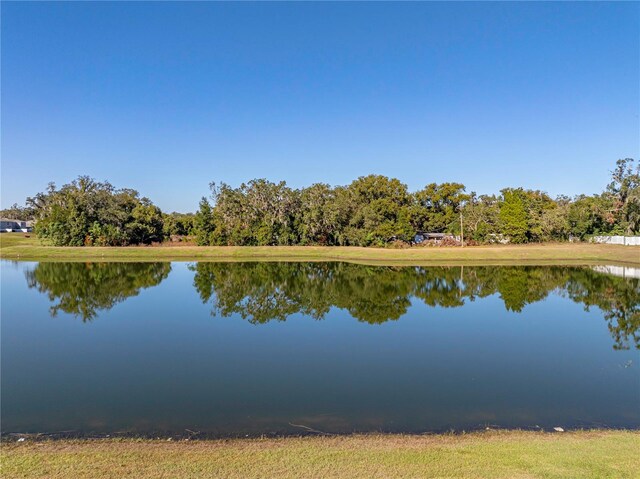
{"left": 193, "top": 197, "right": 216, "bottom": 245}
{"left": 412, "top": 183, "right": 469, "bottom": 233}
{"left": 205, "top": 180, "right": 301, "bottom": 246}
{"left": 567, "top": 194, "right": 610, "bottom": 238}
{"left": 163, "top": 212, "right": 195, "bottom": 238}
{"left": 27, "top": 176, "right": 164, "bottom": 246}
{"left": 344, "top": 175, "right": 415, "bottom": 246}
{"left": 461, "top": 193, "right": 500, "bottom": 242}
{"left": 299, "top": 183, "right": 340, "bottom": 245}
{"left": 127, "top": 201, "right": 164, "bottom": 244}
{"left": 606, "top": 158, "right": 640, "bottom": 234}
{"left": 540, "top": 196, "right": 571, "bottom": 241}
{"left": 499, "top": 188, "right": 529, "bottom": 243}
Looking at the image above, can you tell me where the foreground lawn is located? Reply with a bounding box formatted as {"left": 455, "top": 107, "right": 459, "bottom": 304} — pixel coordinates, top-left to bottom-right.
{"left": 2, "top": 431, "right": 638, "bottom": 479}
{"left": 1, "top": 233, "right": 638, "bottom": 265}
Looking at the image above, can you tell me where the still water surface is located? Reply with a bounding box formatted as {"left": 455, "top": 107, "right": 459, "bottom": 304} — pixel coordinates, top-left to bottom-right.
{"left": 2, "top": 261, "right": 639, "bottom": 435}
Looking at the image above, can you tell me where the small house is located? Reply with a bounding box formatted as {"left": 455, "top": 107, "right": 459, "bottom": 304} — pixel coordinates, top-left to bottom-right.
{"left": 0, "top": 218, "right": 34, "bottom": 233}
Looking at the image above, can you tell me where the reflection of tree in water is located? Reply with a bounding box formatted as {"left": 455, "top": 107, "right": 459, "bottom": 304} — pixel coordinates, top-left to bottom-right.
{"left": 562, "top": 270, "right": 640, "bottom": 350}
{"left": 26, "top": 262, "right": 171, "bottom": 321}
{"left": 191, "top": 262, "right": 640, "bottom": 350}
{"left": 192, "top": 262, "right": 415, "bottom": 324}
{"left": 23, "top": 261, "right": 638, "bottom": 349}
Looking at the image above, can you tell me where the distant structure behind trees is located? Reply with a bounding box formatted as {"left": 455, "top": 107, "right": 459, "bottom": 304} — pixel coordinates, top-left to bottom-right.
{"left": 5, "top": 158, "right": 639, "bottom": 247}
{"left": 0, "top": 218, "right": 33, "bottom": 232}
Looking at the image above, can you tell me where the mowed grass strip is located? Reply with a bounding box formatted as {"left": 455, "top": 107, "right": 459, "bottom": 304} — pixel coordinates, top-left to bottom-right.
{"left": 1, "top": 233, "right": 638, "bottom": 265}
{"left": 2, "top": 431, "right": 639, "bottom": 479}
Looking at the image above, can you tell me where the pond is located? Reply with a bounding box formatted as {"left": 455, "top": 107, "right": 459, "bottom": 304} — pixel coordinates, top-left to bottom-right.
{"left": 1, "top": 261, "right": 639, "bottom": 436}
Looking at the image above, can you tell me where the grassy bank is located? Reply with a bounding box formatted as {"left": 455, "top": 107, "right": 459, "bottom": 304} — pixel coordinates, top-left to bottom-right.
{"left": 2, "top": 431, "right": 639, "bottom": 479}
{"left": 1, "top": 233, "right": 638, "bottom": 265}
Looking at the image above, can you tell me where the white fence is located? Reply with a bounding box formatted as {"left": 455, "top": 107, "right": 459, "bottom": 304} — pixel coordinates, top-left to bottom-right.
{"left": 593, "top": 265, "right": 640, "bottom": 279}
{"left": 590, "top": 236, "right": 640, "bottom": 246}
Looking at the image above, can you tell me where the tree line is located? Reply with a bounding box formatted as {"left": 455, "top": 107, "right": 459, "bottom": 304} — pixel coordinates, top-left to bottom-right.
{"left": 4, "top": 158, "right": 638, "bottom": 246}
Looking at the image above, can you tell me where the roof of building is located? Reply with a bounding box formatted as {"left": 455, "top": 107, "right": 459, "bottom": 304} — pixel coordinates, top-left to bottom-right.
{"left": 1, "top": 218, "right": 34, "bottom": 225}
{"left": 416, "top": 232, "right": 454, "bottom": 238}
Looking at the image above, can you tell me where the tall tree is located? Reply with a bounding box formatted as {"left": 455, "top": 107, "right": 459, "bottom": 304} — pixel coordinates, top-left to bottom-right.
{"left": 345, "top": 175, "right": 414, "bottom": 246}
{"left": 607, "top": 158, "right": 640, "bottom": 234}
{"left": 499, "top": 188, "right": 529, "bottom": 243}
{"left": 193, "top": 197, "right": 216, "bottom": 245}
{"left": 412, "top": 183, "right": 469, "bottom": 233}
{"left": 27, "top": 176, "right": 164, "bottom": 246}
{"left": 461, "top": 193, "right": 500, "bottom": 241}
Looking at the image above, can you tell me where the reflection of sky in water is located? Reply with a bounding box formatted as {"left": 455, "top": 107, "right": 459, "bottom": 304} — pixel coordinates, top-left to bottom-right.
{"left": 1, "top": 261, "right": 639, "bottom": 435}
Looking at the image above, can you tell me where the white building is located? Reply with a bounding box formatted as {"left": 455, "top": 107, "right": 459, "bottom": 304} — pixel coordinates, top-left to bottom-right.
{"left": 0, "top": 218, "right": 34, "bottom": 232}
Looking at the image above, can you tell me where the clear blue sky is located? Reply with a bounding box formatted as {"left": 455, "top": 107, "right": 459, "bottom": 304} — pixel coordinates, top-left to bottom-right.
{"left": 2, "top": 2, "right": 638, "bottom": 212}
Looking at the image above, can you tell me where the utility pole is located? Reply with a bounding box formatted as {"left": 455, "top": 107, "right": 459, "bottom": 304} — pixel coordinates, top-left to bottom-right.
{"left": 460, "top": 210, "right": 464, "bottom": 247}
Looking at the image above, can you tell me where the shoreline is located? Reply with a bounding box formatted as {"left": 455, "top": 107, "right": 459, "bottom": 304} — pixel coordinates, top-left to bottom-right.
{"left": 3, "top": 425, "right": 639, "bottom": 442}
{"left": 1, "top": 235, "right": 639, "bottom": 265}
{"left": 3, "top": 430, "right": 639, "bottom": 478}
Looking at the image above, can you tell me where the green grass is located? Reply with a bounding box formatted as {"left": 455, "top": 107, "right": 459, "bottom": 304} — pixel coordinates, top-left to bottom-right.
{"left": 2, "top": 431, "right": 638, "bottom": 478}
{"left": 1, "top": 233, "right": 638, "bottom": 265}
